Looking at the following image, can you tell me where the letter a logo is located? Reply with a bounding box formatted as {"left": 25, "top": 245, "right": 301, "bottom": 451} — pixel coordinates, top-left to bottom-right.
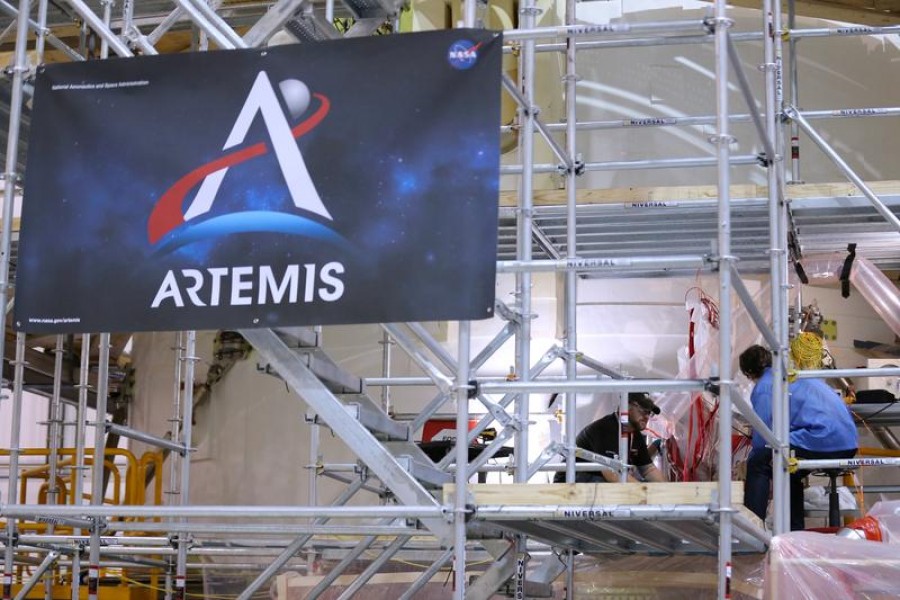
{"left": 148, "top": 71, "right": 332, "bottom": 245}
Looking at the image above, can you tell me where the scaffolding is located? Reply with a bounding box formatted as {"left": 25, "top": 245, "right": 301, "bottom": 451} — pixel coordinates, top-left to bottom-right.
{"left": 0, "top": 1, "right": 899, "bottom": 599}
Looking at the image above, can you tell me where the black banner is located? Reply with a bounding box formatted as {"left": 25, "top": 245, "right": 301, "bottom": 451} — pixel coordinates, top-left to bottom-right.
{"left": 15, "top": 30, "right": 501, "bottom": 333}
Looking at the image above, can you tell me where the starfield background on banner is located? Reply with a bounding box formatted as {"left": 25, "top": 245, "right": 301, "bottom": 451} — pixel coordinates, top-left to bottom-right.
{"left": 14, "top": 29, "right": 502, "bottom": 334}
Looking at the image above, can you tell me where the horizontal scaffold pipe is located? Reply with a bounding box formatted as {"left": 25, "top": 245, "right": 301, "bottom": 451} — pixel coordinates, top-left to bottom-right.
{"left": 0, "top": 504, "right": 442, "bottom": 520}
{"left": 4, "top": 557, "right": 299, "bottom": 571}
{"left": 478, "top": 463, "right": 608, "bottom": 473}
{"left": 31, "top": 523, "right": 425, "bottom": 536}
{"left": 500, "top": 155, "right": 759, "bottom": 174}
{"left": 789, "top": 24, "right": 900, "bottom": 39}
{"left": 502, "top": 106, "right": 900, "bottom": 134}
{"left": 525, "top": 30, "right": 763, "bottom": 52}
{"left": 474, "top": 504, "right": 714, "bottom": 521}
{"left": 502, "top": 113, "right": 755, "bottom": 132}
{"left": 504, "top": 19, "right": 706, "bottom": 42}
{"left": 478, "top": 378, "right": 707, "bottom": 395}
{"left": 792, "top": 367, "right": 900, "bottom": 380}
{"left": 805, "top": 107, "right": 900, "bottom": 120}
{"left": 365, "top": 375, "right": 641, "bottom": 387}
{"left": 497, "top": 255, "right": 711, "bottom": 274}
{"left": 795, "top": 457, "right": 900, "bottom": 471}
{"left": 521, "top": 24, "right": 900, "bottom": 52}
{"left": 18, "top": 535, "right": 169, "bottom": 546}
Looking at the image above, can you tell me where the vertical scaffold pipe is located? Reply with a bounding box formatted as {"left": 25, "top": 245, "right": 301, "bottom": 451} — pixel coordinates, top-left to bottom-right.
{"left": 2, "top": 335, "right": 26, "bottom": 600}
{"left": 454, "top": 5, "right": 475, "bottom": 596}
{"left": 454, "top": 321, "right": 471, "bottom": 599}
{"left": 0, "top": 1, "right": 31, "bottom": 592}
{"left": 99, "top": 0, "right": 112, "bottom": 58}
{"left": 787, "top": 1, "right": 801, "bottom": 183}
{"left": 713, "top": 2, "right": 735, "bottom": 598}
{"left": 44, "top": 335, "right": 65, "bottom": 600}
{"left": 34, "top": 0, "right": 49, "bottom": 62}
{"left": 563, "top": 0, "right": 578, "bottom": 487}
{"left": 765, "top": 0, "right": 791, "bottom": 536}
{"left": 175, "top": 331, "right": 197, "bottom": 600}
{"left": 515, "top": 0, "right": 536, "bottom": 488}
{"left": 515, "top": 0, "right": 539, "bottom": 593}
{"left": 763, "top": 0, "right": 787, "bottom": 536}
{"left": 167, "top": 331, "right": 184, "bottom": 508}
{"left": 71, "top": 334, "right": 90, "bottom": 600}
{"left": 564, "top": 0, "right": 579, "bottom": 595}
{"left": 87, "top": 334, "right": 111, "bottom": 600}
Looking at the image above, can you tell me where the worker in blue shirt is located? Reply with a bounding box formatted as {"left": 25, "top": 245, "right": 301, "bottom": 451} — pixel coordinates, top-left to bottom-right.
{"left": 740, "top": 342, "right": 858, "bottom": 530}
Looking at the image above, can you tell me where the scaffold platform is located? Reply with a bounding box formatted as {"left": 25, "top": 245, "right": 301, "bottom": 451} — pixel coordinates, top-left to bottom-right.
{"left": 449, "top": 482, "right": 769, "bottom": 556}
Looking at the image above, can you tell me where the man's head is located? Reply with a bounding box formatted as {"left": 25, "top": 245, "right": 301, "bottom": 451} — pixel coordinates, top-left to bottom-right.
{"left": 628, "top": 392, "right": 660, "bottom": 431}
{"left": 739, "top": 345, "right": 772, "bottom": 381}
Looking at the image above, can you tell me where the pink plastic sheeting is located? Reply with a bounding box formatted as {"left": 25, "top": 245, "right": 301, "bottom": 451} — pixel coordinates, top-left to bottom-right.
{"left": 766, "top": 526, "right": 900, "bottom": 599}
{"left": 802, "top": 253, "right": 900, "bottom": 338}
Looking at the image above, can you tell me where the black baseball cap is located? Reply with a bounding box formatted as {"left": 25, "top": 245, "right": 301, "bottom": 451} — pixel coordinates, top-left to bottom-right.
{"left": 628, "top": 392, "right": 660, "bottom": 415}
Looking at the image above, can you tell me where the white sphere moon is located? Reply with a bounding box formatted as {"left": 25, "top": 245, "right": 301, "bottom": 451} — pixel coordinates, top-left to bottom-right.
{"left": 279, "top": 79, "right": 311, "bottom": 119}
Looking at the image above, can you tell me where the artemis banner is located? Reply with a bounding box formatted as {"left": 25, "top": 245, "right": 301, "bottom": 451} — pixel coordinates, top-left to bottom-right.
{"left": 15, "top": 30, "right": 502, "bottom": 333}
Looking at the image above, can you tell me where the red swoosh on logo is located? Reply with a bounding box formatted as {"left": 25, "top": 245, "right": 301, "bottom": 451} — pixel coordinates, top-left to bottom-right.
{"left": 147, "top": 93, "right": 330, "bottom": 245}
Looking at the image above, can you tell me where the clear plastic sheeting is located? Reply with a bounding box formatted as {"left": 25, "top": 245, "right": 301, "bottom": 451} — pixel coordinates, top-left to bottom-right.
{"left": 766, "top": 530, "right": 900, "bottom": 599}
{"left": 572, "top": 553, "right": 765, "bottom": 599}
{"left": 802, "top": 253, "right": 900, "bottom": 338}
{"left": 656, "top": 283, "right": 768, "bottom": 482}
{"left": 840, "top": 499, "right": 900, "bottom": 543}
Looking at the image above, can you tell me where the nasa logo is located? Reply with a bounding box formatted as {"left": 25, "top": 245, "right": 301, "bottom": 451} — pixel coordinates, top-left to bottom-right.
{"left": 447, "top": 40, "right": 480, "bottom": 70}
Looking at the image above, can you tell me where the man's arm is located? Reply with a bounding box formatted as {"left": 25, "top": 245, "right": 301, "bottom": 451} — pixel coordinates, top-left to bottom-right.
{"left": 637, "top": 463, "right": 665, "bottom": 482}
{"left": 600, "top": 468, "right": 642, "bottom": 483}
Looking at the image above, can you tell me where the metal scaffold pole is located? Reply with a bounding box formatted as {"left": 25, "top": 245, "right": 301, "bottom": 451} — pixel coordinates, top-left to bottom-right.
{"left": 763, "top": 0, "right": 791, "bottom": 537}
{"left": 2, "top": 335, "right": 25, "bottom": 600}
{"left": 562, "top": 0, "right": 578, "bottom": 490}
{"left": 513, "top": 0, "right": 539, "bottom": 593}
{"left": 175, "top": 331, "right": 197, "bottom": 600}
{"left": 70, "top": 335, "right": 90, "bottom": 600}
{"left": 515, "top": 0, "right": 537, "bottom": 487}
{"left": 712, "top": 1, "right": 735, "bottom": 598}
{"left": 456, "top": 0, "right": 475, "bottom": 548}
{"left": 563, "top": 0, "right": 579, "bottom": 593}
{"left": 86, "top": 333, "right": 110, "bottom": 600}
{"left": 0, "top": 3, "right": 32, "bottom": 595}
{"left": 454, "top": 321, "right": 471, "bottom": 599}
{"left": 43, "top": 335, "right": 64, "bottom": 600}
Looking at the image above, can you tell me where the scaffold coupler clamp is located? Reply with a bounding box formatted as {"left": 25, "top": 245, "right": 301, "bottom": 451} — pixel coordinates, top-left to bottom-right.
{"left": 702, "top": 15, "right": 734, "bottom": 33}
{"left": 0, "top": 529, "right": 18, "bottom": 548}
{"left": 168, "top": 533, "right": 194, "bottom": 550}
{"left": 574, "top": 158, "right": 585, "bottom": 176}
{"left": 756, "top": 152, "right": 773, "bottom": 167}
{"left": 787, "top": 455, "right": 800, "bottom": 474}
{"left": 519, "top": 5, "right": 543, "bottom": 17}
{"left": 2, "top": 63, "right": 31, "bottom": 78}
{"left": 443, "top": 503, "right": 475, "bottom": 523}
{"left": 95, "top": 516, "right": 109, "bottom": 532}
{"left": 708, "top": 490, "right": 736, "bottom": 521}
{"left": 705, "top": 377, "right": 721, "bottom": 396}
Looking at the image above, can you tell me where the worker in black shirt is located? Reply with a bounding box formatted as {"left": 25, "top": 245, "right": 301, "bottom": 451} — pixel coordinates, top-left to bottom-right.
{"left": 555, "top": 392, "right": 666, "bottom": 483}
